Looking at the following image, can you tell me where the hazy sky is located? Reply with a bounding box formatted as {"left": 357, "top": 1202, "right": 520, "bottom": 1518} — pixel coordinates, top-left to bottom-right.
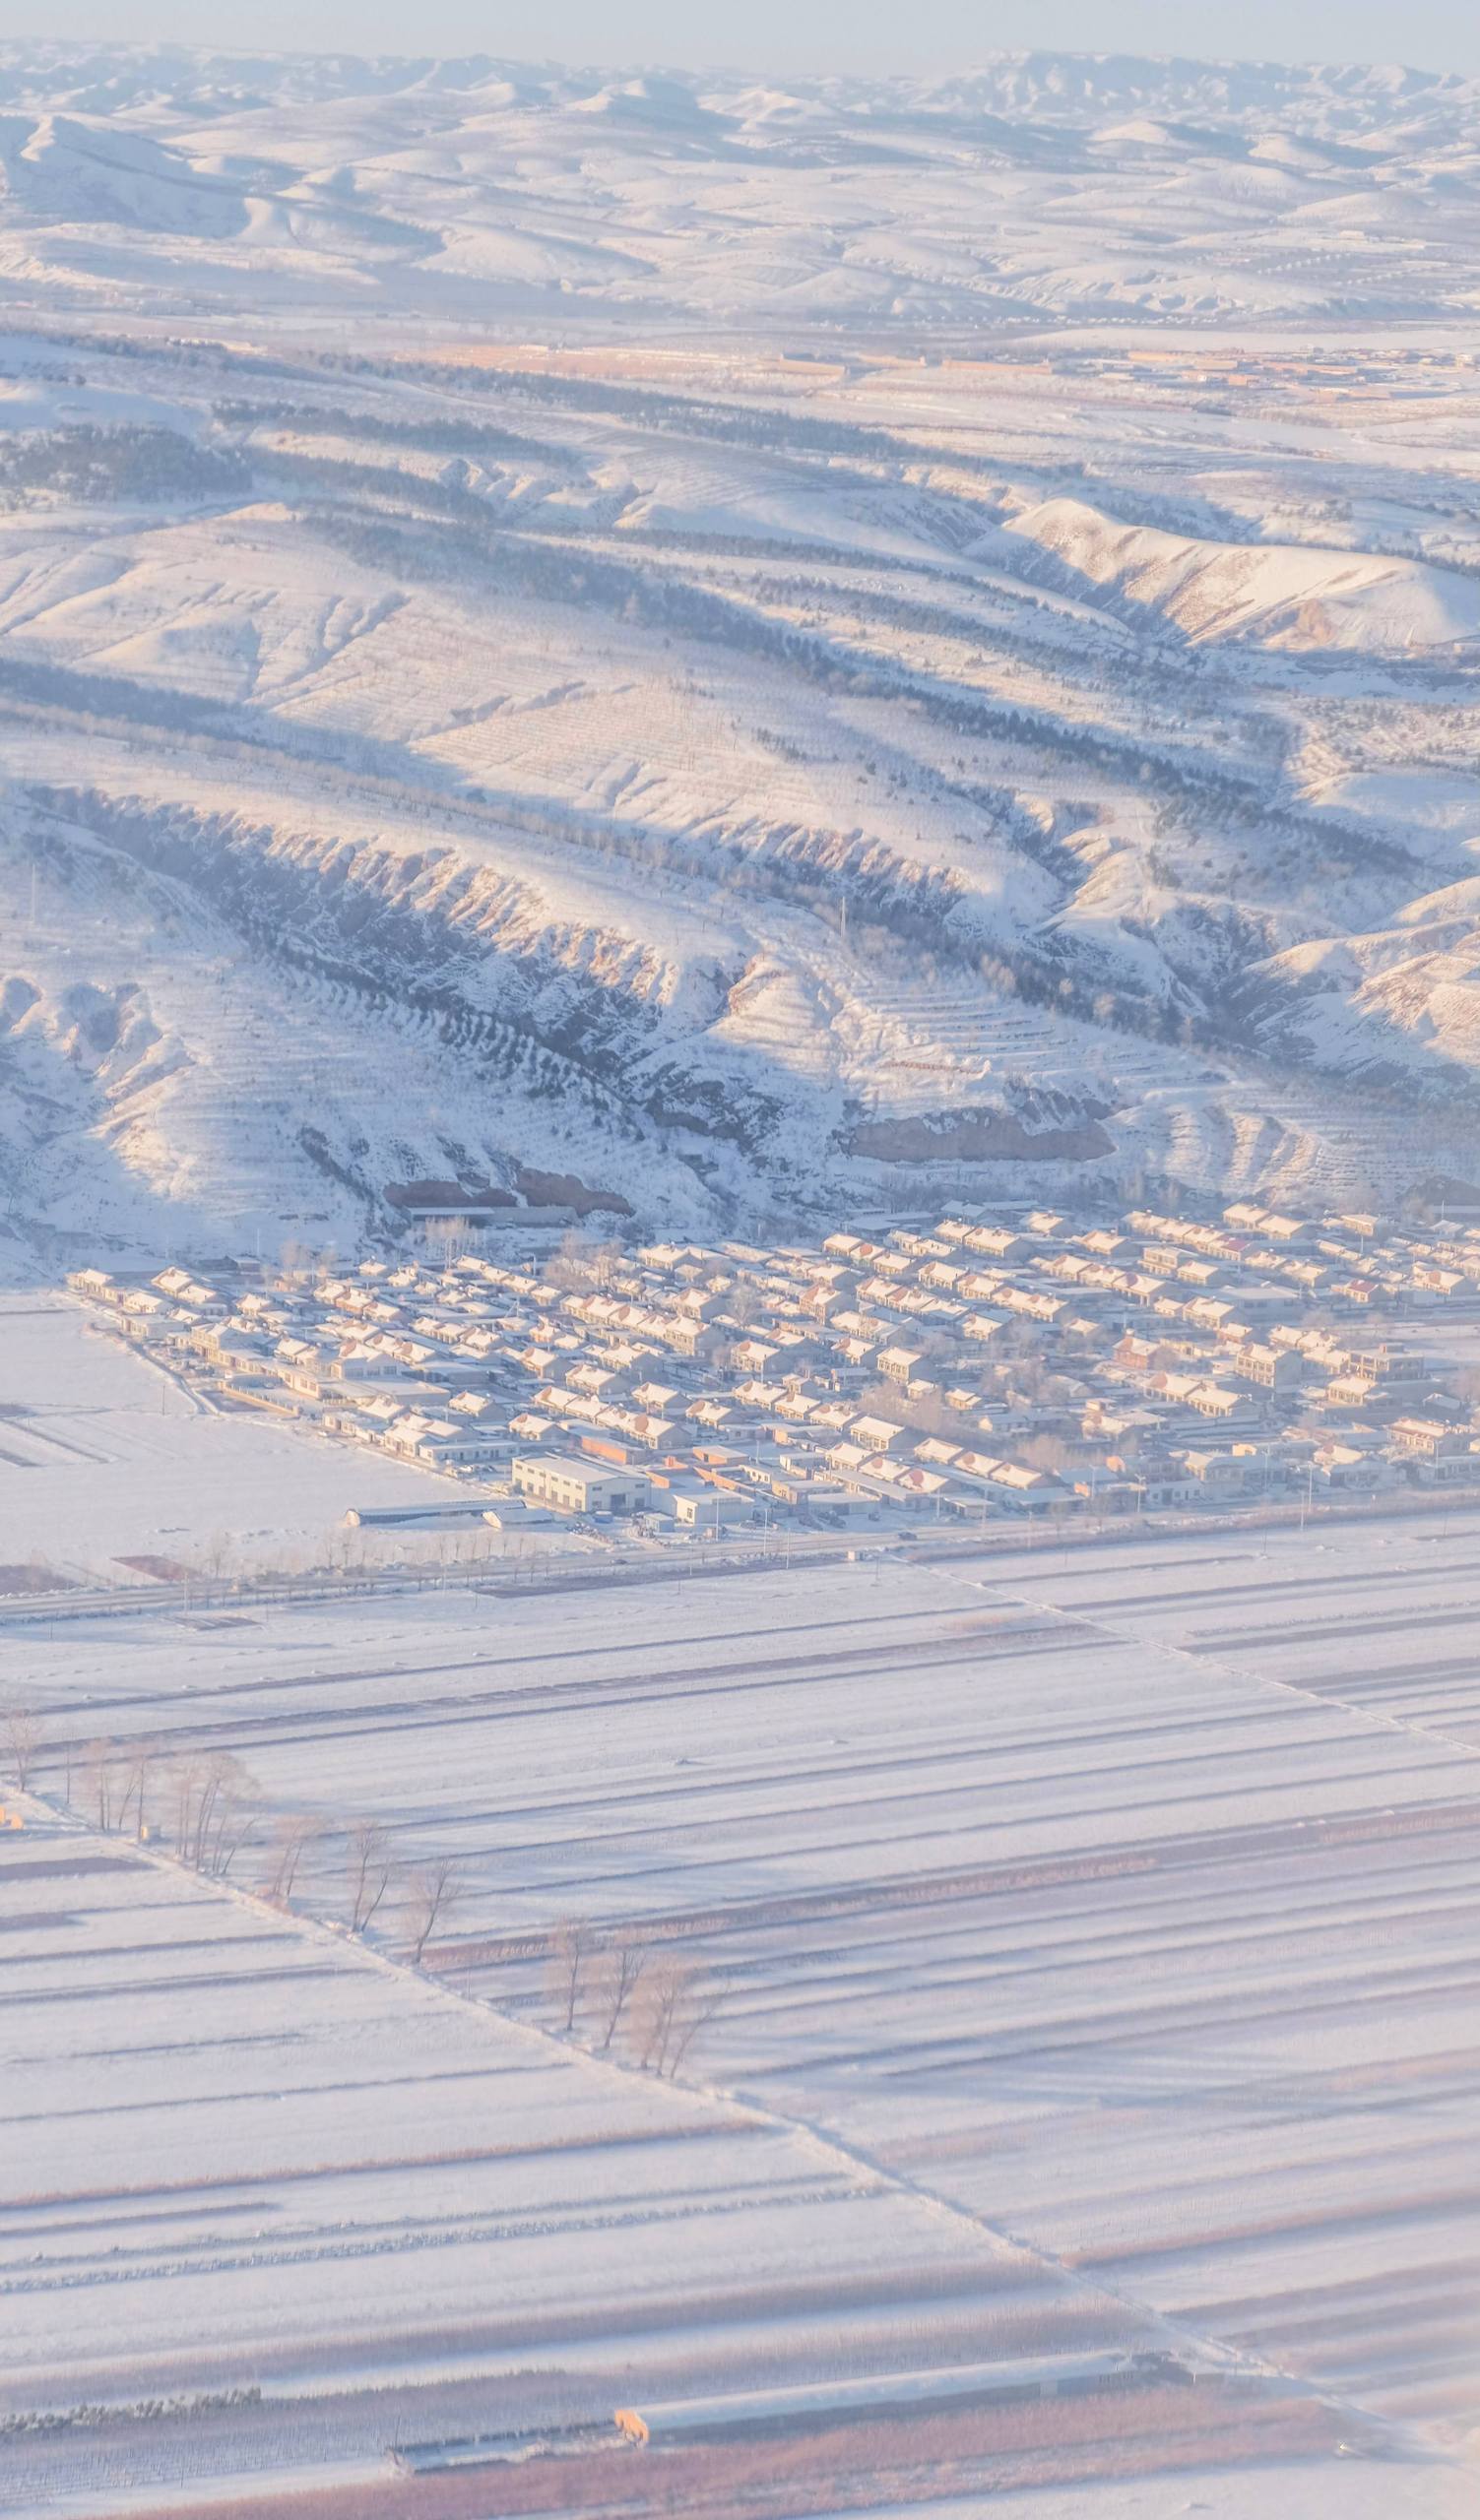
{"left": 4, "top": 0, "right": 1479, "bottom": 77}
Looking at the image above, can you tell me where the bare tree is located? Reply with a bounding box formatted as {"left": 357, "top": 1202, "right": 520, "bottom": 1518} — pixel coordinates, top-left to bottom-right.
{"left": 171, "top": 1751, "right": 207, "bottom": 1853}
{"left": 186, "top": 1753, "right": 230, "bottom": 1868}
{"left": 547, "top": 1917, "right": 594, "bottom": 2033}
{"left": 84, "top": 1737, "right": 117, "bottom": 1831}
{"left": 167, "top": 1750, "right": 254, "bottom": 1871}
{"left": 544, "top": 1228, "right": 597, "bottom": 1292}
{"left": 262, "top": 1812, "right": 321, "bottom": 1906}
{"left": 347, "top": 1820, "right": 396, "bottom": 1934}
{"left": 543, "top": 1228, "right": 622, "bottom": 1294}
{"left": 405, "top": 1857, "right": 463, "bottom": 1965}
{"left": 115, "top": 1737, "right": 161, "bottom": 1840}
{"left": 665, "top": 1968, "right": 725, "bottom": 2078}
{"left": 725, "top": 1281, "right": 762, "bottom": 1331}
{"left": 592, "top": 1935, "right": 648, "bottom": 2052}
{"left": 3, "top": 1702, "right": 41, "bottom": 1794}
{"left": 204, "top": 1783, "right": 258, "bottom": 1879}
{"left": 626, "top": 1957, "right": 721, "bottom": 2078}
{"left": 628, "top": 1957, "right": 683, "bottom": 2074}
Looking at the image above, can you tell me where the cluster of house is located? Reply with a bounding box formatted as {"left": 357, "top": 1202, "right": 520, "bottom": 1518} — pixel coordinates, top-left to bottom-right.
{"left": 65, "top": 1194, "right": 1480, "bottom": 1541}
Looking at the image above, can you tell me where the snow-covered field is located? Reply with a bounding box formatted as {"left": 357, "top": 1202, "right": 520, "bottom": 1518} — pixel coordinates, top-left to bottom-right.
{"left": 7, "top": 1509, "right": 1480, "bottom": 2509}
{"left": 0, "top": 1292, "right": 466, "bottom": 1578}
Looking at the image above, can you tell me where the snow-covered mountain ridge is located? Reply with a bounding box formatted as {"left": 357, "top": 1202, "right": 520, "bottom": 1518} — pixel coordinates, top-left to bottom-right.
{"left": 1, "top": 46, "right": 1479, "bottom": 1260}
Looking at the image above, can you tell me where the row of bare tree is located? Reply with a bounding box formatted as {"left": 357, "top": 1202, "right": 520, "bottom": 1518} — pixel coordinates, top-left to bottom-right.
{"left": 2, "top": 1714, "right": 256, "bottom": 1878}
{"left": 176, "top": 1797, "right": 464, "bottom": 1962}
{"left": 247, "top": 1809, "right": 461, "bottom": 1963}
{"left": 4, "top": 1707, "right": 720, "bottom": 2075}
{"left": 3, "top": 1706, "right": 461, "bottom": 1961}
{"left": 75, "top": 1736, "right": 257, "bottom": 1877}
{"left": 3, "top": 1703, "right": 40, "bottom": 1794}
{"left": 547, "top": 1919, "right": 721, "bottom": 2077}
{"left": 332, "top": 1821, "right": 463, "bottom": 1962}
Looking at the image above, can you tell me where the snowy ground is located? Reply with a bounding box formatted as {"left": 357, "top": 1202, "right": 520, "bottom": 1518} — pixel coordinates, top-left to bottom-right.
{"left": 4, "top": 50, "right": 1480, "bottom": 1253}
{"left": 5, "top": 39, "right": 1480, "bottom": 2515}
{"left": 0, "top": 1293, "right": 466, "bottom": 1580}
{"left": 6, "top": 1508, "right": 1480, "bottom": 2509}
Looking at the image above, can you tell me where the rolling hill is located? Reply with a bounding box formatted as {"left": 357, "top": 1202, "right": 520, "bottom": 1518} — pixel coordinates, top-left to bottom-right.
{"left": 2, "top": 44, "right": 1480, "bottom": 1263}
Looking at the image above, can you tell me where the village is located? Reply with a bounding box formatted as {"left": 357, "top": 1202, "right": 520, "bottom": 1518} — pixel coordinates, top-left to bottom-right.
{"left": 59, "top": 1191, "right": 1480, "bottom": 1556}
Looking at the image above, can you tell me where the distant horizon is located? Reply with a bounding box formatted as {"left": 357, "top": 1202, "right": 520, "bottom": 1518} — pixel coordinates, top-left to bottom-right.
{"left": 0, "top": 33, "right": 1476, "bottom": 64}
{"left": 2, "top": 5, "right": 1480, "bottom": 84}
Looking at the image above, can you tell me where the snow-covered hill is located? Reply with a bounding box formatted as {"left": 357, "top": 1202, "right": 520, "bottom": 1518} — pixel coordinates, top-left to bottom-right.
{"left": 1002, "top": 498, "right": 1480, "bottom": 653}
{"left": 2, "top": 44, "right": 1480, "bottom": 1261}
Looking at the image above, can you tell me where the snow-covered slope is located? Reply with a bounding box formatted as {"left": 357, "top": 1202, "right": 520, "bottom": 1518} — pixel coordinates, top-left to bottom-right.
{"left": 2, "top": 44, "right": 1480, "bottom": 1259}
{"left": 1002, "top": 497, "right": 1480, "bottom": 653}
{"left": 0, "top": 112, "right": 251, "bottom": 235}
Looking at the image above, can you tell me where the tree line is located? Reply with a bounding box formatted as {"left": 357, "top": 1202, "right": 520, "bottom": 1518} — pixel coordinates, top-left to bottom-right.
{"left": 2, "top": 1705, "right": 721, "bottom": 2077}
{"left": 546, "top": 1917, "right": 722, "bottom": 2079}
